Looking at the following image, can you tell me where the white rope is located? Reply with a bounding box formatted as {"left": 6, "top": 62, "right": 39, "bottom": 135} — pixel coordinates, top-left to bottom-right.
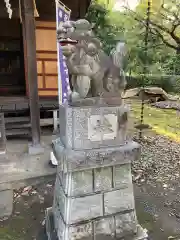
{"left": 4, "top": 0, "right": 13, "bottom": 19}
{"left": 33, "top": 0, "right": 39, "bottom": 17}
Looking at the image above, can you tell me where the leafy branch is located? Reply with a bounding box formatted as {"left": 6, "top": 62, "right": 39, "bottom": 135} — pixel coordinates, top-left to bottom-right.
{"left": 124, "top": 1, "right": 180, "bottom": 53}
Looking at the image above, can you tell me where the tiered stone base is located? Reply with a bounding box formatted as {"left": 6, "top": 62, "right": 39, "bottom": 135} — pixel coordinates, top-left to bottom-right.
{"left": 50, "top": 139, "right": 147, "bottom": 240}
{"left": 47, "top": 101, "right": 148, "bottom": 240}
{"left": 45, "top": 208, "right": 148, "bottom": 240}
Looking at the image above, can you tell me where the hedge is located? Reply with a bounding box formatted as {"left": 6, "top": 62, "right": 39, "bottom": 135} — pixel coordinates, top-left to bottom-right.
{"left": 126, "top": 75, "right": 180, "bottom": 93}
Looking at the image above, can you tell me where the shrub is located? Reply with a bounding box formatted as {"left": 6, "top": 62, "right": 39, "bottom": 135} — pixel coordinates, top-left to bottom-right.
{"left": 171, "top": 76, "right": 180, "bottom": 93}
{"left": 126, "top": 75, "right": 180, "bottom": 93}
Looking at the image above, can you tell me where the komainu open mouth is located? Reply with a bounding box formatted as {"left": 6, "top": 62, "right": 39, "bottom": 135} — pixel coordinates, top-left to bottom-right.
{"left": 58, "top": 38, "right": 78, "bottom": 46}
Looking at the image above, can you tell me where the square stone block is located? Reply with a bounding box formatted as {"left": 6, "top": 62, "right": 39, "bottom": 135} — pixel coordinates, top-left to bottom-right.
{"left": 94, "top": 167, "right": 112, "bottom": 192}
{"left": 94, "top": 217, "right": 115, "bottom": 240}
{"left": 53, "top": 205, "right": 62, "bottom": 233}
{"left": 68, "top": 222, "right": 93, "bottom": 240}
{"left": 54, "top": 139, "right": 140, "bottom": 172}
{"left": 59, "top": 102, "right": 129, "bottom": 150}
{"left": 68, "top": 194, "right": 103, "bottom": 224}
{"left": 56, "top": 214, "right": 65, "bottom": 240}
{"left": 56, "top": 214, "right": 93, "bottom": 240}
{"left": 104, "top": 187, "right": 135, "bottom": 215}
{"left": 115, "top": 211, "right": 137, "bottom": 238}
{"left": 53, "top": 183, "right": 103, "bottom": 224}
{"left": 113, "top": 164, "right": 132, "bottom": 189}
{"left": 53, "top": 190, "right": 62, "bottom": 232}
{"left": 58, "top": 169, "right": 93, "bottom": 197}
{"left": 53, "top": 177, "right": 66, "bottom": 219}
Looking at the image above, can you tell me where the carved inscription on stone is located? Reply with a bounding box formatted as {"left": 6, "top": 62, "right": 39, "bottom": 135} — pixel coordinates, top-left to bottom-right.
{"left": 88, "top": 114, "right": 117, "bottom": 141}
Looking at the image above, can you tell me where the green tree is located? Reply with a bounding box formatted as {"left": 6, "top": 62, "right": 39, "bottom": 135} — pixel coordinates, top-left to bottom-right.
{"left": 114, "top": 0, "right": 180, "bottom": 75}
{"left": 131, "top": 0, "right": 180, "bottom": 54}
{"left": 86, "top": 0, "right": 122, "bottom": 54}
{"left": 86, "top": 0, "right": 180, "bottom": 78}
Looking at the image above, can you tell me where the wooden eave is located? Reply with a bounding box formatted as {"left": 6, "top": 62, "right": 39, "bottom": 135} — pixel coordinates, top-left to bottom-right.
{"left": 0, "top": 0, "right": 91, "bottom": 19}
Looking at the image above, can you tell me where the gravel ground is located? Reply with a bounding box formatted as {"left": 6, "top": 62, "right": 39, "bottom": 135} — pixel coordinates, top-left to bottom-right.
{"left": 0, "top": 179, "right": 55, "bottom": 240}
{"left": 132, "top": 135, "right": 180, "bottom": 186}
{"left": 1, "top": 134, "right": 180, "bottom": 239}
{"left": 132, "top": 134, "right": 180, "bottom": 239}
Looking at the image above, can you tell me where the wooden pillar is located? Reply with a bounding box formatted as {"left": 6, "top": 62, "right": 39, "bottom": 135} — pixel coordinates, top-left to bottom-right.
{"left": 21, "top": 0, "right": 41, "bottom": 146}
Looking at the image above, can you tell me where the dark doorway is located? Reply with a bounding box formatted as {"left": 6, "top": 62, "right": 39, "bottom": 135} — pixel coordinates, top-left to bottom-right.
{"left": 0, "top": 19, "right": 26, "bottom": 96}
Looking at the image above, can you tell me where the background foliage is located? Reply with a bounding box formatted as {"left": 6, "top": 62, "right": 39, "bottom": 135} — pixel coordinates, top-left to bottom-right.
{"left": 86, "top": 0, "right": 180, "bottom": 92}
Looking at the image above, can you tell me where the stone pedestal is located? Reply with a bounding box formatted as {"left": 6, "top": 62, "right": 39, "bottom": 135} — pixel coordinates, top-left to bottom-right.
{"left": 59, "top": 98, "right": 128, "bottom": 150}
{"left": 50, "top": 99, "right": 148, "bottom": 240}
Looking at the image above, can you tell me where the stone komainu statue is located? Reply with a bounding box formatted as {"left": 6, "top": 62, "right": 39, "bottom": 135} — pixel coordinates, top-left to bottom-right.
{"left": 57, "top": 19, "right": 127, "bottom": 101}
